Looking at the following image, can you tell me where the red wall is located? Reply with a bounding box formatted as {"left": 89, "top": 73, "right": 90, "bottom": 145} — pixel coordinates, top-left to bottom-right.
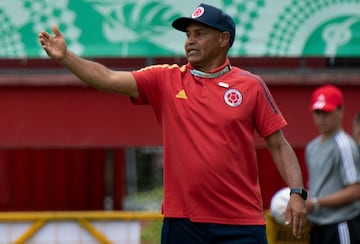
{"left": 0, "top": 148, "right": 125, "bottom": 211}
{"left": 0, "top": 86, "right": 162, "bottom": 147}
{"left": 0, "top": 57, "right": 359, "bottom": 211}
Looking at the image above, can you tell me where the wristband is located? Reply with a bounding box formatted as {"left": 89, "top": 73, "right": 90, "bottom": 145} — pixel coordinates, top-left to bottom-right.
{"left": 312, "top": 197, "right": 320, "bottom": 211}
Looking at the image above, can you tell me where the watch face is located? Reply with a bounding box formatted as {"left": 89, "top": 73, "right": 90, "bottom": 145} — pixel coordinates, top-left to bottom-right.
{"left": 290, "top": 188, "right": 307, "bottom": 200}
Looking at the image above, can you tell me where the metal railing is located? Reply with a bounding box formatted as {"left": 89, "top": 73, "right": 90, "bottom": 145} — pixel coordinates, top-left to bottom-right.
{"left": 0, "top": 211, "right": 163, "bottom": 244}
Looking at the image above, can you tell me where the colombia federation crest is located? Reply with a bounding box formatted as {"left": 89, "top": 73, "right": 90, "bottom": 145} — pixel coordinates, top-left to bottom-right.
{"left": 224, "top": 89, "right": 242, "bottom": 107}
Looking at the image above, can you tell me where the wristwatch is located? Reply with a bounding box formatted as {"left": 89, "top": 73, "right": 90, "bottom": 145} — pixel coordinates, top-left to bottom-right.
{"left": 290, "top": 188, "right": 308, "bottom": 200}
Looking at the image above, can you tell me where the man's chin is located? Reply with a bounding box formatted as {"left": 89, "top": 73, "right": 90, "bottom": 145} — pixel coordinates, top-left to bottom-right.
{"left": 186, "top": 56, "right": 199, "bottom": 66}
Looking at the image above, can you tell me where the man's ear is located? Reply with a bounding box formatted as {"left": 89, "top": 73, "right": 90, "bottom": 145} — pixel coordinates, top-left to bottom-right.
{"left": 219, "top": 32, "right": 231, "bottom": 47}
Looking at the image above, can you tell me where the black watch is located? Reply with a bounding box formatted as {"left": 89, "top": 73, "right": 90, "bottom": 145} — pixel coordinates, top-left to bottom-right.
{"left": 290, "top": 188, "right": 308, "bottom": 200}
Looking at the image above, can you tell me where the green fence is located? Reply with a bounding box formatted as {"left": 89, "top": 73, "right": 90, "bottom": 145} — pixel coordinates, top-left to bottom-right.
{"left": 1, "top": 0, "right": 360, "bottom": 58}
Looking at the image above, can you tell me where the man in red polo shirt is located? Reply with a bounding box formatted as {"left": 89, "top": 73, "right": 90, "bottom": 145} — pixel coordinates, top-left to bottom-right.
{"left": 39, "top": 3, "right": 307, "bottom": 243}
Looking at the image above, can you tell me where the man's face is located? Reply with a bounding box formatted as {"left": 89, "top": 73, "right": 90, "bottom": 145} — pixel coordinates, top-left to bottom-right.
{"left": 312, "top": 108, "right": 343, "bottom": 136}
{"left": 184, "top": 22, "right": 226, "bottom": 70}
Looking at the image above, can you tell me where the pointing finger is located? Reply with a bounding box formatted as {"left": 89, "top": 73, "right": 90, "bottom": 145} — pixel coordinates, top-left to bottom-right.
{"left": 52, "top": 24, "right": 62, "bottom": 37}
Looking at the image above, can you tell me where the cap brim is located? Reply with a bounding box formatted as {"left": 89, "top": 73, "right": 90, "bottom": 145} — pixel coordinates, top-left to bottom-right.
{"left": 310, "top": 104, "right": 337, "bottom": 112}
{"left": 172, "top": 17, "right": 208, "bottom": 32}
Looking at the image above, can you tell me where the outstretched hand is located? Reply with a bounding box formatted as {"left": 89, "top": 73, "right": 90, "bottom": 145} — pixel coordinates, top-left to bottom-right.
{"left": 38, "top": 24, "right": 67, "bottom": 61}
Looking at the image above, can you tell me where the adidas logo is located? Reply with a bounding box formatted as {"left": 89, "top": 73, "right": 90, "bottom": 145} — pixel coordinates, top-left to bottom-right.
{"left": 176, "top": 89, "right": 188, "bottom": 99}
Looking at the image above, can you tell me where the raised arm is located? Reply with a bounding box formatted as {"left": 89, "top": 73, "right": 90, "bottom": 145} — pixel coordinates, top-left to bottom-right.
{"left": 265, "top": 130, "right": 307, "bottom": 238}
{"left": 38, "top": 24, "right": 138, "bottom": 98}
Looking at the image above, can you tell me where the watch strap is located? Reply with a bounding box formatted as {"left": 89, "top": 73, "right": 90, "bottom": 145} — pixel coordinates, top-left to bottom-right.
{"left": 290, "top": 188, "right": 308, "bottom": 200}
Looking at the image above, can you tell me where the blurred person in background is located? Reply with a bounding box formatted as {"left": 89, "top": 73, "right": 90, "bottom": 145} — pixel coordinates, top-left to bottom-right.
{"left": 352, "top": 111, "right": 360, "bottom": 149}
{"left": 305, "top": 84, "right": 360, "bottom": 244}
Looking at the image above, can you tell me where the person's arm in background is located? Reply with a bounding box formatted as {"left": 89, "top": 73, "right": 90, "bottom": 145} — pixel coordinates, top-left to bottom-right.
{"left": 265, "top": 129, "right": 307, "bottom": 238}
{"left": 306, "top": 183, "right": 360, "bottom": 212}
{"left": 38, "top": 24, "right": 138, "bottom": 98}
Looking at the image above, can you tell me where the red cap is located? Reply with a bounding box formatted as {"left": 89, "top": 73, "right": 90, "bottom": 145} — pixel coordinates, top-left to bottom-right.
{"left": 311, "top": 85, "right": 343, "bottom": 112}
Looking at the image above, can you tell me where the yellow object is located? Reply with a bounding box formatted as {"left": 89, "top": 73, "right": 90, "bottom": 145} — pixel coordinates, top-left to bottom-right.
{"left": 0, "top": 210, "right": 311, "bottom": 244}
{"left": 265, "top": 210, "right": 311, "bottom": 244}
{"left": 0, "top": 211, "right": 163, "bottom": 244}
